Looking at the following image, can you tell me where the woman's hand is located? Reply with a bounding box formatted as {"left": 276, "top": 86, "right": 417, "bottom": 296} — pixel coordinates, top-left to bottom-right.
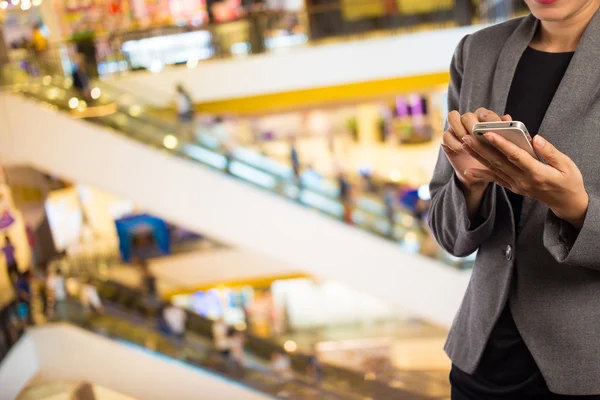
{"left": 442, "top": 108, "right": 512, "bottom": 219}
{"left": 442, "top": 108, "right": 512, "bottom": 190}
{"left": 462, "top": 132, "right": 589, "bottom": 229}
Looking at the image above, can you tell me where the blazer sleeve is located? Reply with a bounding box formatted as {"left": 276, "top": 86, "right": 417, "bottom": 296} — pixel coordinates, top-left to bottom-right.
{"left": 427, "top": 35, "right": 499, "bottom": 258}
{"left": 543, "top": 191, "right": 600, "bottom": 270}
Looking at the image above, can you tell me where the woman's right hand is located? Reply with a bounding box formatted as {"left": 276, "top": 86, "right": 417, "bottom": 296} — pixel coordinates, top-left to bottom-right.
{"left": 442, "top": 108, "right": 512, "bottom": 189}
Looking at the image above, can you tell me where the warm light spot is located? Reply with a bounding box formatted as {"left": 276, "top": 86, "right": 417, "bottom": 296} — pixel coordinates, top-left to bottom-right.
{"left": 284, "top": 340, "right": 297, "bottom": 353}
{"left": 68, "top": 97, "right": 79, "bottom": 109}
{"left": 163, "top": 134, "right": 178, "bottom": 150}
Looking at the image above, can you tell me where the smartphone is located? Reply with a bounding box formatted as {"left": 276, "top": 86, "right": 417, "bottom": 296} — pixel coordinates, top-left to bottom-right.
{"left": 472, "top": 121, "right": 539, "bottom": 160}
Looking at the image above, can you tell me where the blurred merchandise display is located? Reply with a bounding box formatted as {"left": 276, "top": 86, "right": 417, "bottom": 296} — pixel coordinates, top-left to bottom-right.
{"left": 1, "top": 0, "right": 530, "bottom": 78}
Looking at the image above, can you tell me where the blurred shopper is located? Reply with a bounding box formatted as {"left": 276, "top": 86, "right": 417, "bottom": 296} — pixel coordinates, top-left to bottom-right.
{"left": 214, "top": 117, "right": 235, "bottom": 172}
{"left": 228, "top": 328, "right": 246, "bottom": 368}
{"left": 47, "top": 269, "right": 67, "bottom": 320}
{"left": 163, "top": 303, "right": 187, "bottom": 349}
{"left": 271, "top": 351, "right": 293, "bottom": 383}
{"left": 80, "top": 279, "right": 103, "bottom": 315}
{"left": 337, "top": 172, "right": 353, "bottom": 224}
{"left": 138, "top": 258, "right": 159, "bottom": 316}
{"left": 15, "top": 271, "right": 33, "bottom": 325}
{"left": 175, "top": 83, "right": 195, "bottom": 141}
{"left": 31, "top": 23, "right": 48, "bottom": 63}
{"left": 72, "top": 53, "right": 91, "bottom": 102}
{"left": 212, "top": 317, "right": 230, "bottom": 357}
{"left": 2, "top": 236, "right": 18, "bottom": 282}
{"left": 360, "top": 168, "right": 377, "bottom": 194}
{"left": 139, "top": 258, "right": 157, "bottom": 296}
{"left": 71, "top": 381, "right": 96, "bottom": 400}
{"left": 25, "top": 225, "right": 39, "bottom": 272}
{"left": 383, "top": 184, "right": 397, "bottom": 237}
{"left": 307, "top": 350, "right": 324, "bottom": 385}
{"left": 289, "top": 136, "right": 301, "bottom": 186}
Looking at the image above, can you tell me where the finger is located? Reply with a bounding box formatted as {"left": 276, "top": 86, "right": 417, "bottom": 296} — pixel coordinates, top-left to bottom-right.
{"left": 502, "top": 114, "right": 512, "bottom": 122}
{"left": 464, "top": 168, "right": 514, "bottom": 190}
{"left": 462, "top": 138, "right": 518, "bottom": 185}
{"left": 448, "top": 111, "right": 468, "bottom": 141}
{"left": 533, "top": 136, "right": 569, "bottom": 172}
{"left": 441, "top": 128, "right": 463, "bottom": 153}
{"left": 475, "top": 108, "right": 502, "bottom": 123}
{"left": 461, "top": 112, "right": 479, "bottom": 135}
{"left": 483, "top": 131, "right": 540, "bottom": 173}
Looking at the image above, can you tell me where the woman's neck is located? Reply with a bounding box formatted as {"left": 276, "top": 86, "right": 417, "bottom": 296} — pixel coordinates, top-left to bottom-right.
{"left": 531, "top": 2, "right": 600, "bottom": 52}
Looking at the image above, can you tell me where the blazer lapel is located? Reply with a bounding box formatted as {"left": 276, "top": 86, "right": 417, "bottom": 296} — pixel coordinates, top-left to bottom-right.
{"left": 520, "top": 9, "right": 600, "bottom": 226}
{"left": 489, "top": 15, "right": 538, "bottom": 116}
{"left": 487, "top": 15, "right": 538, "bottom": 231}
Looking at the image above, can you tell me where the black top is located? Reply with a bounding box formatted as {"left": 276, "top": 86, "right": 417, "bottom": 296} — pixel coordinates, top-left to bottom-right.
{"left": 451, "top": 47, "right": 575, "bottom": 397}
{"left": 504, "top": 47, "right": 574, "bottom": 230}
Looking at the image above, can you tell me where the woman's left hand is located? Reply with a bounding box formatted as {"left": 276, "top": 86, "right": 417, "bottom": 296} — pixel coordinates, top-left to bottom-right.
{"left": 461, "top": 131, "right": 589, "bottom": 229}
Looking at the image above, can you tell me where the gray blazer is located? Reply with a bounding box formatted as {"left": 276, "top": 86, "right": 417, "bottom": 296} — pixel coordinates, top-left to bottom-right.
{"left": 428, "top": 11, "right": 600, "bottom": 396}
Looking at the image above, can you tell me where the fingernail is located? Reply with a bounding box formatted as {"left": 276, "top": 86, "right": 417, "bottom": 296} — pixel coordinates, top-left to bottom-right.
{"left": 536, "top": 136, "right": 546, "bottom": 148}
{"left": 483, "top": 132, "right": 493, "bottom": 141}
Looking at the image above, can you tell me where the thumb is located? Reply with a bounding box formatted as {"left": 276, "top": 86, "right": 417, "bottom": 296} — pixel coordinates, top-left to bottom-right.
{"left": 533, "top": 136, "right": 566, "bottom": 169}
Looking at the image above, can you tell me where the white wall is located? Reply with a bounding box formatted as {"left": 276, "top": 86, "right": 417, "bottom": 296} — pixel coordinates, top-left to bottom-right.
{"left": 106, "top": 25, "right": 483, "bottom": 107}
{"left": 0, "top": 94, "right": 471, "bottom": 327}
{"left": 0, "top": 325, "right": 272, "bottom": 400}
{"left": 0, "top": 335, "right": 39, "bottom": 400}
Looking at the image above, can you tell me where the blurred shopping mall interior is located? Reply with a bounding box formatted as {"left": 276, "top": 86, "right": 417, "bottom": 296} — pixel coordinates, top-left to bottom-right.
{"left": 0, "top": 0, "right": 526, "bottom": 399}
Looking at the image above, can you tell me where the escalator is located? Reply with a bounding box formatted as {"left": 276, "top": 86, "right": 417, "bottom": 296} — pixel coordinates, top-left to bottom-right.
{"left": 0, "top": 304, "right": 334, "bottom": 400}
{"left": 56, "top": 257, "right": 441, "bottom": 399}
{"left": 0, "top": 76, "right": 470, "bottom": 327}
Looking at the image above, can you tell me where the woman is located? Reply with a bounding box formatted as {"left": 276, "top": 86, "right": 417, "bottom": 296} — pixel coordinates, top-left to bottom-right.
{"left": 2, "top": 236, "right": 18, "bottom": 281}
{"left": 428, "top": 1, "right": 600, "bottom": 398}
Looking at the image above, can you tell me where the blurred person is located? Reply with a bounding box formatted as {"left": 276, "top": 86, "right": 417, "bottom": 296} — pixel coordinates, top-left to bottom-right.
{"left": 25, "top": 225, "right": 39, "bottom": 272}
{"left": 30, "top": 22, "right": 48, "bottom": 75}
{"left": 138, "top": 258, "right": 157, "bottom": 297}
{"left": 289, "top": 136, "right": 301, "bottom": 185}
{"left": 337, "top": 172, "right": 353, "bottom": 224}
{"left": 38, "top": 270, "right": 50, "bottom": 317}
{"left": 47, "top": 269, "right": 67, "bottom": 320}
{"left": 213, "top": 117, "right": 235, "bottom": 172}
{"left": 163, "top": 303, "right": 187, "bottom": 349}
{"left": 212, "top": 317, "right": 230, "bottom": 357}
{"left": 71, "top": 381, "right": 96, "bottom": 400}
{"left": 227, "top": 328, "right": 246, "bottom": 368}
{"left": 72, "top": 53, "right": 91, "bottom": 102}
{"left": 383, "top": 184, "right": 397, "bottom": 237}
{"left": 174, "top": 83, "right": 195, "bottom": 142}
{"left": 31, "top": 23, "right": 47, "bottom": 54}
{"left": 79, "top": 279, "right": 103, "bottom": 315}
{"left": 2, "top": 235, "right": 18, "bottom": 282}
{"left": 138, "top": 258, "right": 159, "bottom": 316}
{"left": 307, "top": 350, "right": 323, "bottom": 385}
{"left": 428, "top": 1, "right": 600, "bottom": 398}
{"left": 360, "top": 168, "right": 377, "bottom": 194}
{"left": 271, "top": 351, "right": 293, "bottom": 383}
{"left": 15, "top": 271, "right": 33, "bottom": 325}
